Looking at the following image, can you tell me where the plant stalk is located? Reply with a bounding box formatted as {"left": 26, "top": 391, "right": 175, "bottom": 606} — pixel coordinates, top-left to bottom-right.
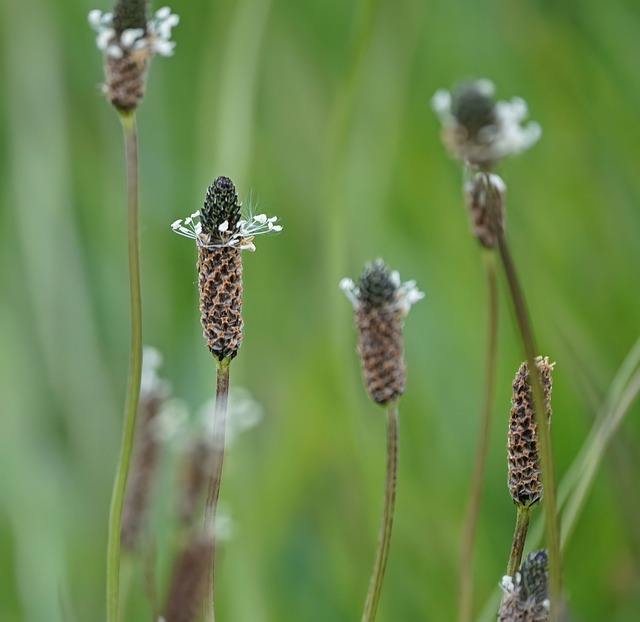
{"left": 361, "top": 401, "right": 399, "bottom": 622}
{"left": 497, "top": 234, "right": 562, "bottom": 619}
{"left": 204, "top": 359, "right": 231, "bottom": 622}
{"left": 457, "top": 249, "right": 498, "bottom": 622}
{"left": 506, "top": 504, "right": 532, "bottom": 576}
{"left": 107, "top": 110, "right": 143, "bottom": 622}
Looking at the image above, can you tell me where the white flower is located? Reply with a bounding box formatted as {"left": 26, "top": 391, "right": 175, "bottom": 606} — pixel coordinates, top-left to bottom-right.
{"left": 340, "top": 263, "right": 424, "bottom": 317}
{"left": 431, "top": 79, "right": 541, "bottom": 168}
{"left": 171, "top": 210, "right": 282, "bottom": 252}
{"left": 88, "top": 6, "right": 179, "bottom": 59}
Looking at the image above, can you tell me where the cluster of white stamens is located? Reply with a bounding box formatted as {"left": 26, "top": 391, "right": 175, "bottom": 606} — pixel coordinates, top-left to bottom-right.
{"left": 340, "top": 271, "right": 424, "bottom": 317}
{"left": 431, "top": 79, "right": 541, "bottom": 165}
{"left": 88, "top": 6, "right": 179, "bottom": 59}
{"left": 171, "top": 211, "right": 282, "bottom": 252}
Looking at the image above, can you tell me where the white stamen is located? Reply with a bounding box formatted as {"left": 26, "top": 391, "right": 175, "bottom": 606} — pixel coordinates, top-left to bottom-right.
{"left": 218, "top": 221, "right": 229, "bottom": 232}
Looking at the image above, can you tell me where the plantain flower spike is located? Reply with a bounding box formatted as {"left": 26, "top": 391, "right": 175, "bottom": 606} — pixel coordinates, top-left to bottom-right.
{"left": 171, "top": 176, "right": 281, "bottom": 363}
{"left": 431, "top": 79, "right": 541, "bottom": 170}
{"left": 88, "top": 1, "right": 179, "bottom": 111}
{"left": 507, "top": 357, "right": 555, "bottom": 507}
{"left": 341, "top": 260, "right": 423, "bottom": 404}
{"left": 498, "top": 549, "right": 550, "bottom": 621}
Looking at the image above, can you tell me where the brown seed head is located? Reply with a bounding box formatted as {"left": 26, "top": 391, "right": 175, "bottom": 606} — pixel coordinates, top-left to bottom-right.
{"left": 103, "top": 48, "right": 150, "bottom": 111}
{"left": 121, "top": 348, "right": 168, "bottom": 550}
{"left": 89, "top": 6, "right": 178, "bottom": 111}
{"left": 464, "top": 172, "right": 506, "bottom": 247}
{"left": 507, "top": 357, "right": 554, "bottom": 507}
{"left": 163, "top": 530, "right": 214, "bottom": 622}
{"left": 198, "top": 244, "right": 243, "bottom": 362}
{"left": 342, "top": 260, "right": 423, "bottom": 404}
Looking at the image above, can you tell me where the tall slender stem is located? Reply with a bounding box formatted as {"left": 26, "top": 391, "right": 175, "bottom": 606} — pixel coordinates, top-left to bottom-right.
{"left": 457, "top": 249, "right": 498, "bottom": 622}
{"left": 506, "top": 505, "right": 532, "bottom": 576}
{"left": 361, "top": 402, "right": 399, "bottom": 622}
{"left": 204, "top": 359, "right": 231, "bottom": 622}
{"left": 497, "top": 234, "right": 562, "bottom": 620}
{"left": 107, "top": 110, "right": 143, "bottom": 622}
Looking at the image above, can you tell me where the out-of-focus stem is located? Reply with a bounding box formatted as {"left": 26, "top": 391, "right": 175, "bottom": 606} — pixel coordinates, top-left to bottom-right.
{"left": 107, "top": 110, "right": 143, "bottom": 622}
{"left": 497, "top": 234, "right": 562, "bottom": 620}
{"left": 457, "top": 249, "right": 498, "bottom": 622}
{"left": 361, "top": 401, "right": 399, "bottom": 622}
{"left": 204, "top": 359, "right": 231, "bottom": 622}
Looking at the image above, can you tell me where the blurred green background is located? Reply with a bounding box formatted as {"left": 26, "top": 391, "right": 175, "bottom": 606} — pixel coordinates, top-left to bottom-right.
{"left": 1, "top": 0, "right": 640, "bottom": 620}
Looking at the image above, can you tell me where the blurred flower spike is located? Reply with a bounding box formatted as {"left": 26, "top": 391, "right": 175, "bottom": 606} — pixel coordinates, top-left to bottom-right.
{"left": 498, "top": 549, "right": 550, "bottom": 621}
{"left": 88, "top": 5, "right": 179, "bottom": 59}
{"left": 431, "top": 79, "right": 541, "bottom": 169}
{"left": 340, "top": 261, "right": 424, "bottom": 318}
{"left": 171, "top": 210, "right": 282, "bottom": 253}
{"left": 88, "top": 3, "right": 179, "bottom": 110}
{"left": 341, "top": 260, "right": 423, "bottom": 404}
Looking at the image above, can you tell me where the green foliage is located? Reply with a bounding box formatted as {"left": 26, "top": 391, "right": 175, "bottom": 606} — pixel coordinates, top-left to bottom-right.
{"left": 1, "top": 0, "right": 640, "bottom": 620}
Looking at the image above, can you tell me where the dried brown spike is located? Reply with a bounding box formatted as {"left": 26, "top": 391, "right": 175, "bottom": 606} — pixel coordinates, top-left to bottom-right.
{"left": 197, "top": 243, "right": 243, "bottom": 361}
{"left": 464, "top": 172, "right": 506, "bottom": 248}
{"left": 104, "top": 48, "right": 150, "bottom": 111}
{"left": 355, "top": 305, "right": 406, "bottom": 405}
{"left": 163, "top": 531, "right": 214, "bottom": 622}
{"left": 507, "top": 356, "right": 554, "bottom": 507}
{"left": 120, "top": 389, "right": 162, "bottom": 550}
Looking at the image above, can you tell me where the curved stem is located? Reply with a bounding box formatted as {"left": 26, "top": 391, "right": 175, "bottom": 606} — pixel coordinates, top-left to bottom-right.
{"left": 497, "top": 234, "right": 562, "bottom": 619}
{"left": 204, "top": 359, "right": 231, "bottom": 622}
{"left": 361, "top": 402, "right": 399, "bottom": 622}
{"left": 457, "top": 249, "right": 498, "bottom": 622}
{"left": 107, "top": 110, "right": 143, "bottom": 622}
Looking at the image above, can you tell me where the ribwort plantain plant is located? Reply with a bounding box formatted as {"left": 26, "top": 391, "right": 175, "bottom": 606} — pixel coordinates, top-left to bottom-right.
{"left": 172, "top": 176, "right": 281, "bottom": 621}
{"left": 432, "top": 79, "right": 562, "bottom": 622}
{"left": 88, "top": 2, "right": 179, "bottom": 620}
{"left": 506, "top": 357, "right": 554, "bottom": 579}
{"left": 341, "top": 260, "right": 423, "bottom": 622}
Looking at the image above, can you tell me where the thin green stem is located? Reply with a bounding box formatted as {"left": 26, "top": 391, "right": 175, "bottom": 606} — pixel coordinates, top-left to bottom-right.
{"left": 361, "top": 401, "right": 399, "bottom": 622}
{"left": 497, "top": 234, "right": 562, "bottom": 620}
{"left": 506, "top": 505, "right": 532, "bottom": 576}
{"left": 561, "top": 367, "right": 640, "bottom": 549}
{"left": 457, "top": 249, "right": 498, "bottom": 622}
{"left": 107, "top": 110, "right": 142, "bottom": 622}
{"left": 204, "top": 359, "right": 231, "bottom": 622}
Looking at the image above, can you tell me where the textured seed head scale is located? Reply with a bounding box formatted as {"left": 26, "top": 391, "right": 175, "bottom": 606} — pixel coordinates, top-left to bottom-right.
{"left": 507, "top": 357, "right": 554, "bottom": 507}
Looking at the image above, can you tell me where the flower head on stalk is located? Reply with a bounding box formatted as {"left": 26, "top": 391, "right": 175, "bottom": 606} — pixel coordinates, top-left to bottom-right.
{"left": 171, "top": 178, "right": 282, "bottom": 253}
{"left": 341, "top": 260, "right": 423, "bottom": 404}
{"left": 88, "top": 2, "right": 179, "bottom": 110}
{"left": 172, "top": 176, "right": 281, "bottom": 362}
{"left": 508, "top": 356, "right": 555, "bottom": 507}
{"left": 431, "top": 79, "right": 541, "bottom": 169}
{"left": 498, "top": 550, "right": 550, "bottom": 621}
